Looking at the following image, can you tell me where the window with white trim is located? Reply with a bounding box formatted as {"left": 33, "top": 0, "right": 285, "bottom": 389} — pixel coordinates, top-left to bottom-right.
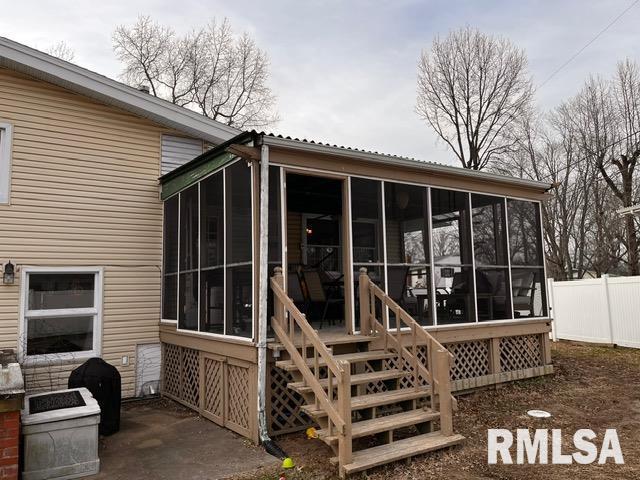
{"left": 0, "top": 123, "right": 13, "bottom": 204}
{"left": 21, "top": 268, "right": 103, "bottom": 361}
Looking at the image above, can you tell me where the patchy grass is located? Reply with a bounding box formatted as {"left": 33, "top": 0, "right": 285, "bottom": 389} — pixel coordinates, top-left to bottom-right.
{"left": 236, "top": 342, "right": 640, "bottom": 480}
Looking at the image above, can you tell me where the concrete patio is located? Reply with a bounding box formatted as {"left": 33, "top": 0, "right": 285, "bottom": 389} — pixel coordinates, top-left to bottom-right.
{"left": 93, "top": 398, "right": 279, "bottom": 480}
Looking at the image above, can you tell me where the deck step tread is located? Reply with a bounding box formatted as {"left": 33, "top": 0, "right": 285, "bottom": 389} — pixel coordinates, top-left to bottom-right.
{"left": 338, "top": 432, "right": 465, "bottom": 474}
{"left": 319, "top": 408, "right": 440, "bottom": 443}
{"left": 288, "top": 369, "right": 405, "bottom": 393}
{"left": 301, "top": 387, "right": 430, "bottom": 417}
{"left": 275, "top": 350, "right": 396, "bottom": 371}
{"left": 270, "top": 334, "right": 376, "bottom": 351}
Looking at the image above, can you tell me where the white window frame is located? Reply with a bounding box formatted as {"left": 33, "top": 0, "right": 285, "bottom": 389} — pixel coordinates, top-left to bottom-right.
{"left": 18, "top": 266, "right": 104, "bottom": 365}
{"left": 0, "top": 122, "right": 14, "bottom": 204}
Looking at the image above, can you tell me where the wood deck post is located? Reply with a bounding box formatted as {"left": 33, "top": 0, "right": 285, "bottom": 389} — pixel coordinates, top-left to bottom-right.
{"left": 358, "top": 268, "right": 370, "bottom": 336}
{"left": 489, "top": 337, "right": 501, "bottom": 375}
{"left": 435, "top": 348, "right": 453, "bottom": 436}
{"left": 273, "top": 267, "right": 285, "bottom": 329}
{"left": 337, "top": 359, "right": 352, "bottom": 476}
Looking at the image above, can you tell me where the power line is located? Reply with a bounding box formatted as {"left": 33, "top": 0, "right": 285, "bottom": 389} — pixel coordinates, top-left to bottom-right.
{"left": 537, "top": 0, "right": 640, "bottom": 90}
{"left": 537, "top": 128, "right": 640, "bottom": 181}
{"left": 496, "top": 1, "right": 640, "bottom": 183}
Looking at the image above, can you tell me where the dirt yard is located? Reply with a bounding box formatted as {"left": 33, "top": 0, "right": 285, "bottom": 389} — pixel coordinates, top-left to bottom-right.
{"left": 240, "top": 341, "right": 640, "bottom": 480}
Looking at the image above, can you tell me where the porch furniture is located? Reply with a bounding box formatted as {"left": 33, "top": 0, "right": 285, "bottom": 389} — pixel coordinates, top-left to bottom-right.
{"left": 479, "top": 270, "right": 509, "bottom": 320}
{"left": 412, "top": 288, "right": 431, "bottom": 325}
{"left": 301, "top": 269, "right": 343, "bottom": 328}
{"left": 287, "top": 271, "right": 308, "bottom": 313}
{"left": 476, "top": 293, "right": 494, "bottom": 320}
{"left": 320, "top": 270, "right": 344, "bottom": 300}
{"left": 443, "top": 272, "right": 473, "bottom": 323}
{"left": 511, "top": 270, "right": 536, "bottom": 317}
{"left": 386, "top": 266, "right": 417, "bottom": 316}
{"left": 474, "top": 270, "right": 494, "bottom": 321}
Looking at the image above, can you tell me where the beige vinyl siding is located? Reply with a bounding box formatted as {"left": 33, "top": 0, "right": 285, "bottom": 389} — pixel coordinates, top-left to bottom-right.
{"left": 0, "top": 67, "right": 165, "bottom": 397}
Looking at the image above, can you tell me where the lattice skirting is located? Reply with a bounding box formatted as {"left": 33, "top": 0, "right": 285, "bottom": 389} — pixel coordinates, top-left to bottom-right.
{"left": 163, "top": 333, "right": 552, "bottom": 439}
{"left": 268, "top": 366, "right": 311, "bottom": 435}
{"left": 499, "top": 335, "right": 543, "bottom": 371}
{"left": 162, "top": 343, "right": 200, "bottom": 408}
{"left": 444, "top": 333, "right": 551, "bottom": 391}
{"left": 161, "top": 343, "right": 257, "bottom": 441}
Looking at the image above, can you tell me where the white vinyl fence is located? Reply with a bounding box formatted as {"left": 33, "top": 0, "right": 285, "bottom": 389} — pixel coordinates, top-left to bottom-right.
{"left": 548, "top": 275, "right": 640, "bottom": 348}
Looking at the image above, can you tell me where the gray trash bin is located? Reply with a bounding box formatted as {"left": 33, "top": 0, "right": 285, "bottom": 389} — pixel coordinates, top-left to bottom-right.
{"left": 21, "top": 387, "right": 100, "bottom": 480}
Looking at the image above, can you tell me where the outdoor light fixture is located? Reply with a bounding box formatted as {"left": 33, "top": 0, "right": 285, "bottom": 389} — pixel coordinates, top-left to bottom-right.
{"left": 3, "top": 261, "right": 15, "bottom": 285}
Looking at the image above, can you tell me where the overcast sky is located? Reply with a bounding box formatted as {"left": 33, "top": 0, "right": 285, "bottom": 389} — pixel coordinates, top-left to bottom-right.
{"left": 2, "top": 0, "right": 639, "bottom": 165}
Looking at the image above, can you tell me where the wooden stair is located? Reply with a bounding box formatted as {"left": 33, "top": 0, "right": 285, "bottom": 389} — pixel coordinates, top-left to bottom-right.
{"left": 275, "top": 350, "right": 396, "bottom": 371}
{"left": 289, "top": 368, "right": 405, "bottom": 394}
{"left": 332, "top": 431, "right": 466, "bottom": 475}
{"left": 300, "top": 385, "right": 433, "bottom": 416}
{"left": 319, "top": 408, "right": 441, "bottom": 443}
{"left": 270, "top": 267, "right": 464, "bottom": 477}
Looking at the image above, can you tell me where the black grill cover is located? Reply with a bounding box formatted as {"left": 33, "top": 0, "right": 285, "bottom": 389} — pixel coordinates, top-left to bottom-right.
{"left": 68, "top": 357, "right": 121, "bottom": 436}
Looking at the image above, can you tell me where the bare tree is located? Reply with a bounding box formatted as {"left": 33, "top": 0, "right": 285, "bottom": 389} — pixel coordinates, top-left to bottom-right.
{"left": 45, "top": 41, "right": 75, "bottom": 62}
{"left": 494, "top": 109, "right": 625, "bottom": 280}
{"left": 417, "top": 27, "right": 533, "bottom": 170}
{"left": 113, "top": 16, "right": 278, "bottom": 129}
{"left": 569, "top": 60, "right": 640, "bottom": 275}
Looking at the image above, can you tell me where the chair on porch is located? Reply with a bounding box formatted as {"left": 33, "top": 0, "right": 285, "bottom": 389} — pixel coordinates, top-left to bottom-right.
{"left": 287, "top": 271, "right": 308, "bottom": 313}
{"left": 511, "top": 270, "right": 536, "bottom": 317}
{"left": 386, "top": 266, "right": 417, "bottom": 316}
{"left": 300, "top": 269, "right": 342, "bottom": 328}
{"left": 446, "top": 272, "right": 473, "bottom": 323}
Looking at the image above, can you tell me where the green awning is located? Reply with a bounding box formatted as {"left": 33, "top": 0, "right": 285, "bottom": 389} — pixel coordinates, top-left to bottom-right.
{"left": 161, "top": 151, "right": 235, "bottom": 199}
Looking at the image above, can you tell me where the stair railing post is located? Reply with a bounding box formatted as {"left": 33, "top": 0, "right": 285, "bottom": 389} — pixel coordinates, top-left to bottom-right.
{"left": 273, "top": 267, "right": 285, "bottom": 330}
{"left": 435, "top": 348, "right": 453, "bottom": 436}
{"left": 337, "top": 359, "right": 352, "bottom": 475}
{"left": 358, "top": 267, "right": 371, "bottom": 336}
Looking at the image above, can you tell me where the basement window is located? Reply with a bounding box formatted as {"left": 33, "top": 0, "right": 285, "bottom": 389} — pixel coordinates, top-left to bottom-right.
{"left": 0, "top": 123, "right": 13, "bottom": 204}
{"left": 20, "top": 268, "right": 103, "bottom": 363}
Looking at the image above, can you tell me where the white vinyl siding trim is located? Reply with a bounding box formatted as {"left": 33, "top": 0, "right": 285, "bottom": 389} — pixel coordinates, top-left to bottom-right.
{"left": 161, "top": 135, "right": 204, "bottom": 175}
{"left": 0, "top": 122, "right": 13, "bottom": 203}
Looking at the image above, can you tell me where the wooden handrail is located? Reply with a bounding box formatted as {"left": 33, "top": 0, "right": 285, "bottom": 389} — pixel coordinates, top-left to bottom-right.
{"left": 270, "top": 267, "right": 352, "bottom": 469}
{"left": 369, "top": 282, "right": 453, "bottom": 355}
{"left": 358, "top": 268, "right": 457, "bottom": 413}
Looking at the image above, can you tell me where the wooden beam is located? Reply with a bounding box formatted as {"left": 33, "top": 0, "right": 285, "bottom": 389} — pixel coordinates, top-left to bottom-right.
{"left": 226, "top": 144, "right": 261, "bottom": 161}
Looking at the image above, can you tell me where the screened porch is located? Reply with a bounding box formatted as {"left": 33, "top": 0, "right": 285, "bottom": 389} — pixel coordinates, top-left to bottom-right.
{"left": 160, "top": 157, "right": 549, "bottom": 340}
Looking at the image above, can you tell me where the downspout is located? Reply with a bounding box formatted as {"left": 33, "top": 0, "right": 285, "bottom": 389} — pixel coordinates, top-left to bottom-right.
{"left": 256, "top": 143, "right": 287, "bottom": 460}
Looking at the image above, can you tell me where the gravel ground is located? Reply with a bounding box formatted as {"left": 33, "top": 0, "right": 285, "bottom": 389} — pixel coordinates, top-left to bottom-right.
{"left": 238, "top": 341, "right": 640, "bottom": 480}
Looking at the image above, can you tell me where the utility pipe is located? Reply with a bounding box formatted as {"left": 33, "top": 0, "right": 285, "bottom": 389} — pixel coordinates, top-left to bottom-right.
{"left": 257, "top": 143, "right": 270, "bottom": 444}
{"left": 256, "top": 143, "right": 286, "bottom": 458}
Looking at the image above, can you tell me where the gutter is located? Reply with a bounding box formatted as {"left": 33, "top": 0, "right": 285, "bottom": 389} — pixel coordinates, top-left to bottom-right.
{"left": 259, "top": 135, "right": 552, "bottom": 192}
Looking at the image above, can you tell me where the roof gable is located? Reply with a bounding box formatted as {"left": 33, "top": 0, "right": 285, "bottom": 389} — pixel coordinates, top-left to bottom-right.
{"left": 0, "top": 37, "right": 240, "bottom": 145}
